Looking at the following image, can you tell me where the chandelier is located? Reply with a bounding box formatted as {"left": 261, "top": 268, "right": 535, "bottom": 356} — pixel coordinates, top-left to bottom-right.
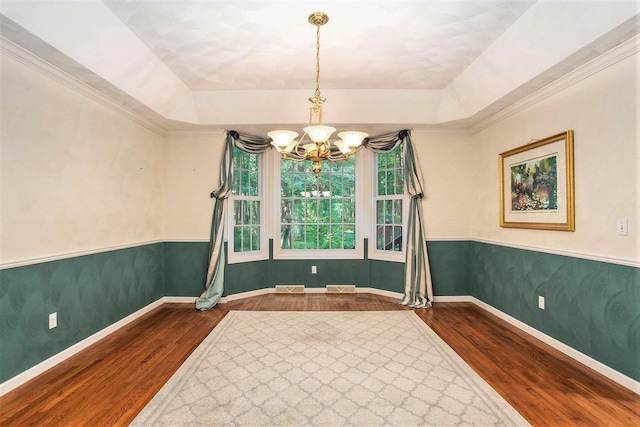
{"left": 267, "top": 11, "right": 368, "bottom": 177}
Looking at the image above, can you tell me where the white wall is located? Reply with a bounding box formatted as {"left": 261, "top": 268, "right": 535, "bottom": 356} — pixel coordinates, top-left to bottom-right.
{"left": 163, "top": 130, "right": 474, "bottom": 244}
{"left": 412, "top": 131, "right": 473, "bottom": 240}
{"left": 0, "top": 51, "right": 166, "bottom": 266}
{"left": 164, "top": 132, "right": 223, "bottom": 240}
{"left": 470, "top": 50, "right": 639, "bottom": 263}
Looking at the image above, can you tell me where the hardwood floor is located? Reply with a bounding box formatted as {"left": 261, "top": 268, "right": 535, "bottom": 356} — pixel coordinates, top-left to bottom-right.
{"left": 1, "top": 294, "right": 638, "bottom": 426}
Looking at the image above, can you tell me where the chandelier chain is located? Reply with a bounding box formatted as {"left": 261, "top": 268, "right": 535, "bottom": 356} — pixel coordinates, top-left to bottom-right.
{"left": 315, "top": 22, "right": 321, "bottom": 99}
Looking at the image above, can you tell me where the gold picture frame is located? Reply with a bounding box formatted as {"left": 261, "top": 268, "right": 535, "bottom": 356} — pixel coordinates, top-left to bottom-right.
{"left": 499, "top": 130, "right": 574, "bottom": 231}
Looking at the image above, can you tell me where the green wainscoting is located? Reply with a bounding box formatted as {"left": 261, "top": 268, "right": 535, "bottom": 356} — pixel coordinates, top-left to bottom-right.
{"left": 3, "top": 239, "right": 637, "bottom": 386}
{"left": 427, "top": 240, "right": 472, "bottom": 296}
{"left": 163, "top": 240, "right": 473, "bottom": 296}
{"left": 472, "top": 241, "right": 639, "bottom": 382}
{"left": 0, "top": 243, "right": 164, "bottom": 383}
{"left": 163, "top": 241, "right": 209, "bottom": 297}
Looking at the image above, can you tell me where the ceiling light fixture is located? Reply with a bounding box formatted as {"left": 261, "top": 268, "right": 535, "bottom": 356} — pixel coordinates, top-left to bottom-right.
{"left": 267, "top": 11, "right": 368, "bottom": 177}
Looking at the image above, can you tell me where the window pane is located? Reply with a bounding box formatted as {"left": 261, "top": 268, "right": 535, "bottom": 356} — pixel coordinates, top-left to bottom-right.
{"left": 234, "top": 200, "right": 241, "bottom": 225}
{"left": 393, "top": 226, "right": 402, "bottom": 251}
{"left": 307, "top": 199, "right": 318, "bottom": 220}
{"left": 376, "top": 200, "right": 384, "bottom": 224}
{"left": 232, "top": 148, "right": 261, "bottom": 254}
{"left": 344, "top": 225, "right": 355, "bottom": 249}
{"left": 280, "top": 157, "right": 356, "bottom": 250}
{"left": 293, "top": 226, "right": 305, "bottom": 249}
{"left": 331, "top": 174, "right": 343, "bottom": 197}
{"left": 282, "top": 159, "right": 293, "bottom": 173}
{"left": 305, "top": 225, "right": 318, "bottom": 249}
{"left": 232, "top": 173, "right": 240, "bottom": 196}
{"left": 282, "top": 200, "right": 292, "bottom": 223}
{"left": 293, "top": 200, "right": 304, "bottom": 223}
{"left": 242, "top": 227, "right": 251, "bottom": 251}
{"left": 376, "top": 227, "right": 384, "bottom": 250}
{"left": 243, "top": 201, "right": 251, "bottom": 225}
{"left": 251, "top": 201, "right": 259, "bottom": 224}
{"left": 378, "top": 171, "right": 386, "bottom": 195}
{"left": 393, "top": 199, "right": 402, "bottom": 224}
{"left": 395, "top": 169, "right": 404, "bottom": 194}
{"left": 319, "top": 199, "right": 330, "bottom": 223}
{"left": 281, "top": 175, "right": 293, "bottom": 198}
{"left": 331, "top": 200, "right": 343, "bottom": 222}
{"left": 251, "top": 226, "right": 260, "bottom": 251}
{"left": 234, "top": 227, "right": 242, "bottom": 252}
{"left": 344, "top": 200, "right": 355, "bottom": 224}
{"left": 330, "top": 225, "right": 343, "bottom": 249}
{"left": 241, "top": 170, "right": 250, "bottom": 195}
{"left": 374, "top": 144, "right": 404, "bottom": 253}
{"left": 249, "top": 171, "right": 258, "bottom": 196}
{"left": 281, "top": 225, "right": 292, "bottom": 249}
{"left": 319, "top": 225, "right": 330, "bottom": 249}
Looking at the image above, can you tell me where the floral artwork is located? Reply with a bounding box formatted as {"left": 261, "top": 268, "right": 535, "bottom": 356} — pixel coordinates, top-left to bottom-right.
{"left": 510, "top": 154, "right": 557, "bottom": 211}
{"left": 499, "top": 130, "right": 574, "bottom": 231}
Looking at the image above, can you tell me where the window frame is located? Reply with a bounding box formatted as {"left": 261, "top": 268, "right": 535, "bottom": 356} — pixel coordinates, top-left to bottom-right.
{"left": 272, "top": 149, "right": 365, "bottom": 260}
{"left": 226, "top": 146, "right": 268, "bottom": 264}
{"left": 368, "top": 145, "right": 408, "bottom": 263}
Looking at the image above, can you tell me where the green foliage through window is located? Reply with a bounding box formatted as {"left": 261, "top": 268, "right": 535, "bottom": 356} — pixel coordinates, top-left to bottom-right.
{"left": 232, "top": 147, "right": 260, "bottom": 253}
{"left": 375, "top": 146, "right": 404, "bottom": 251}
{"left": 280, "top": 158, "right": 356, "bottom": 250}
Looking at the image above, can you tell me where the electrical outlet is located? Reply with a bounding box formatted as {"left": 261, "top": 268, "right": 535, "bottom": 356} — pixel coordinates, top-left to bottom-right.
{"left": 617, "top": 219, "right": 628, "bottom": 236}
{"left": 538, "top": 296, "right": 545, "bottom": 310}
{"left": 49, "top": 312, "right": 57, "bottom": 329}
{"left": 311, "top": 265, "right": 317, "bottom": 274}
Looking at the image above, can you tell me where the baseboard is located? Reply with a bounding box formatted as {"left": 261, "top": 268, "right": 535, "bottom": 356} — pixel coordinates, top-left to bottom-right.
{"left": 0, "top": 297, "right": 165, "bottom": 398}
{"left": 164, "top": 296, "right": 198, "bottom": 304}
{"left": 470, "top": 297, "right": 640, "bottom": 395}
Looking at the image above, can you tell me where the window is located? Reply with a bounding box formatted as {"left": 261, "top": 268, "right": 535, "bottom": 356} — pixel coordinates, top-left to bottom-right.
{"left": 372, "top": 145, "right": 406, "bottom": 260}
{"left": 229, "top": 147, "right": 265, "bottom": 262}
{"left": 277, "top": 156, "right": 360, "bottom": 257}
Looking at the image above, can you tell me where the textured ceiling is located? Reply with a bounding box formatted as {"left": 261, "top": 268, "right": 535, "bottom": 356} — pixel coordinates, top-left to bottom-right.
{"left": 1, "top": 0, "right": 638, "bottom": 132}
{"left": 101, "top": 0, "right": 536, "bottom": 91}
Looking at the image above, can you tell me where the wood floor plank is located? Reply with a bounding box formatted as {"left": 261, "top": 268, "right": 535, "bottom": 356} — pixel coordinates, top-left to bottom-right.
{"left": 0, "top": 294, "right": 637, "bottom": 426}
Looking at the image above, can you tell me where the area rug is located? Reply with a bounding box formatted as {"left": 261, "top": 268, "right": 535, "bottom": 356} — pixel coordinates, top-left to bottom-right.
{"left": 131, "top": 311, "right": 529, "bottom": 426}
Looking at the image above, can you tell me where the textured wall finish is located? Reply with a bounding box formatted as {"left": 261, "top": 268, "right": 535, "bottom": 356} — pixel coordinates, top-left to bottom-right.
{"left": 163, "top": 241, "right": 209, "bottom": 297}
{"left": 0, "top": 244, "right": 164, "bottom": 383}
{"left": 470, "top": 50, "right": 638, "bottom": 262}
{"left": 164, "top": 240, "right": 472, "bottom": 297}
{"left": 0, "top": 51, "right": 165, "bottom": 266}
{"left": 472, "top": 242, "right": 639, "bottom": 381}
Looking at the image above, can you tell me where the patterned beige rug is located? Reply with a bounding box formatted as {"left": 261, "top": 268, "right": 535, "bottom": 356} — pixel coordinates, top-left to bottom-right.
{"left": 132, "top": 311, "right": 529, "bottom": 426}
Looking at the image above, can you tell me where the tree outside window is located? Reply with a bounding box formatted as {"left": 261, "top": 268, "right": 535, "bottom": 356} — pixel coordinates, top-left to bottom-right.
{"left": 231, "top": 147, "right": 261, "bottom": 253}
{"left": 280, "top": 157, "right": 356, "bottom": 250}
{"left": 375, "top": 145, "right": 404, "bottom": 252}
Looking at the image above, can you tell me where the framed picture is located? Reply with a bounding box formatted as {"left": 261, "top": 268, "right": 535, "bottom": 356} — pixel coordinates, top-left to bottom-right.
{"left": 499, "top": 130, "right": 574, "bottom": 231}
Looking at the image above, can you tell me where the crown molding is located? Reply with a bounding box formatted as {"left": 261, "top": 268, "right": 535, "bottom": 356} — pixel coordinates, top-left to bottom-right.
{"left": 166, "top": 129, "right": 227, "bottom": 136}
{"left": 471, "top": 34, "right": 640, "bottom": 135}
{"left": 0, "top": 36, "right": 166, "bottom": 136}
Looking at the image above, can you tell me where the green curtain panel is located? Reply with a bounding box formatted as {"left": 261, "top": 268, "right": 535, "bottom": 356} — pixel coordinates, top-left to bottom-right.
{"left": 198, "top": 129, "right": 432, "bottom": 310}
{"left": 366, "top": 130, "right": 433, "bottom": 308}
{"left": 196, "top": 131, "right": 271, "bottom": 310}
